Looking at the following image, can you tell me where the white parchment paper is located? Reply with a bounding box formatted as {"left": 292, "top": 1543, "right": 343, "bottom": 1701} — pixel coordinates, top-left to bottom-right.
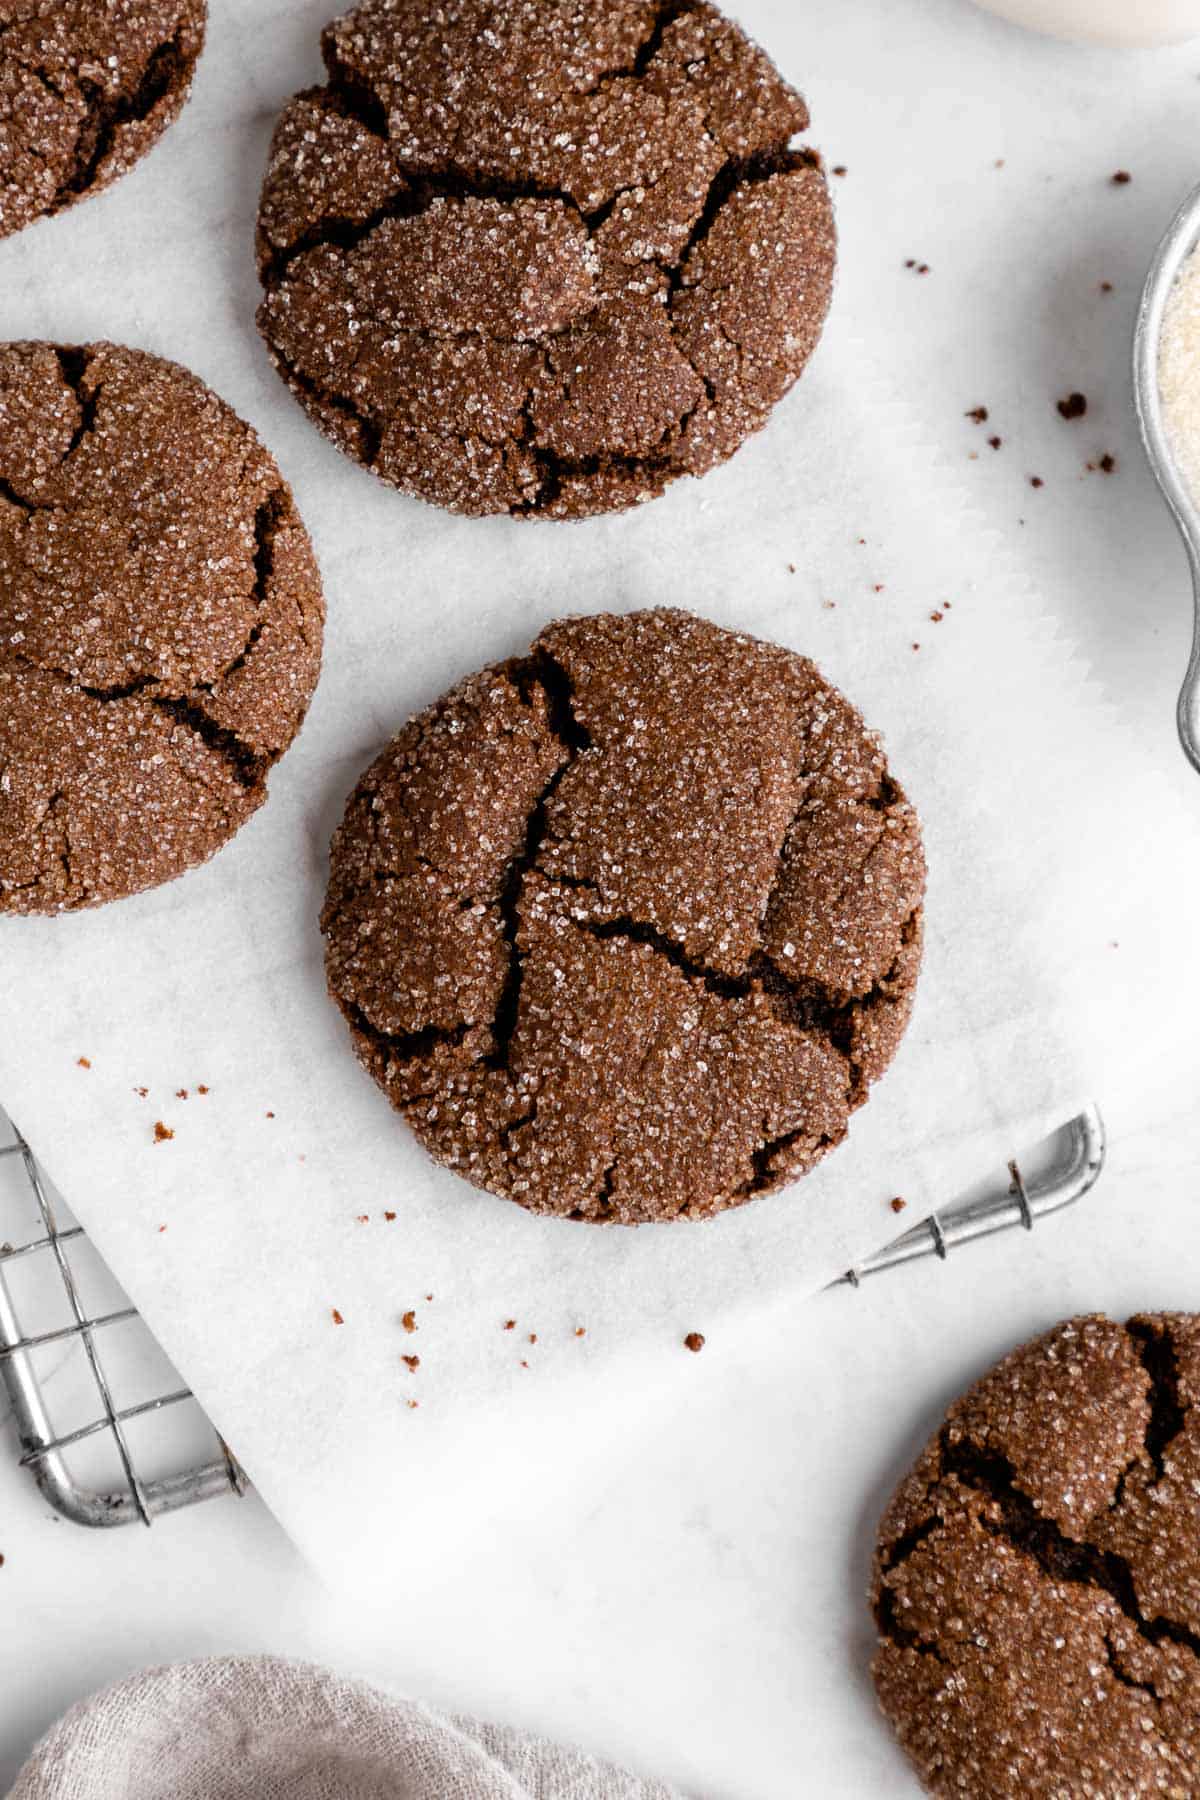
{"left": 0, "top": 0, "right": 1197, "bottom": 1580}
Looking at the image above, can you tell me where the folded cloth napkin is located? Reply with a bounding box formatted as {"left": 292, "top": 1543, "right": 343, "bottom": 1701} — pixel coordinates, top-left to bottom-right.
{"left": 8, "top": 1656, "right": 680, "bottom": 1800}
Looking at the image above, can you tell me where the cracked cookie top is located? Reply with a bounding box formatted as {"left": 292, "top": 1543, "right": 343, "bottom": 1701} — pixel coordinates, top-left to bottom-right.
{"left": 872, "top": 1313, "right": 1200, "bottom": 1798}
{"left": 0, "top": 0, "right": 206, "bottom": 241}
{"left": 0, "top": 341, "right": 324, "bottom": 914}
{"left": 255, "top": 0, "right": 835, "bottom": 520}
{"left": 322, "top": 609, "right": 923, "bottom": 1223}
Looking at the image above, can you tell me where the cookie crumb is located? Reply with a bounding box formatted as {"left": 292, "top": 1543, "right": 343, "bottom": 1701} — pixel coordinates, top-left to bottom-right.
{"left": 1029, "top": 476, "right": 1044, "bottom": 489}
{"left": 873, "top": 583, "right": 885, "bottom": 593}
{"left": 503, "top": 1319, "right": 516, "bottom": 1331}
{"left": 401, "top": 1310, "right": 417, "bottom": 1333}
{"left": 1056, "top": 391, "right": 1087, "bottom": 421}
{"left": 1100, "top": 280, "right": 1113, "bottom": 293}
{"left": 1111, "top": 169, "right": 1132, "bottom": 185}
{"left": 528, "top": 1332, "right": 538, "bottom": 1344}
{"left": 402, "top": 1354, "right": 420, "bottom": 1371}
{"left": 158, "top": 1224, "right": 168, "bottom": 1233}
{"left": 832, "top": 164, "right": 847, "bottom": 177}
{"left": 265, "top": 1110, "right": 275, "bottom": 1119}
{"left": 153, "top": 1121, "right": 174, "bottom": 1143}
{"left": 684, "top": 1332, "right": 706, "bottom": 1353}
{"left": 77, "top": 1056, "right": 91, "bottom": 1069}
{"left": 890, "top": 1196, "right": 907, "bottom": 1214}
{"left": 787, "top": 561, "right": 796, "bottom": 573}
{"left": 988, "top": 435, "right": 1002, "bottom": 450}
{"left": 930, "top": 610, "right": 944, "bottom": 623}
{"left": 134, "top": 1086, "right": 148, "bottom": 1098}
{"left": 384, "top": 1210, "right": 396, "bottom": 1221}
{"left": 406, "top": 1399, "right": 419, "bottom": 1409}
{"left": 197, "top": 1084, "right": 210, "bottom": 1095}
{"left": 965, "top": 406, "right": 989, "bottom": 424}
{"left": 331, "top": 1308, "right": 344, "bottom": 1325}
{"left": 1099, "top": 452, "right": 1117, "bottom": 474}
{"left": 520, "top": 1359, "right": 530, "bottom": 1368}
{"left": 425, "top": 1293, "right": 434, "bottom": 1302}
{"left": 175, "top": 1088, "right": 188, "bottom": 1100}
{"left": 575, "top": 1327, "right": 586, "bottom": 1338}
{"left": 911, "top": 642, "right": 921, "bottom": 652}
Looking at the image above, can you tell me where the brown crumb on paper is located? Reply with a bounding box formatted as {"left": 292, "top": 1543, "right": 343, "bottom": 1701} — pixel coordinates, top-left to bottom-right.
{"left": 1111, "top": 170, "right": 1132, "bottom": 185}
{"left": 197, "top": 1084, "right": 210, "bottom": 1095}
{"left": 77, "top": 1056, "right": 91, "bottom": 1069}
{"left": 1029, "top": 476, "right": 1044, "bottom": 489}
{"left": 965, "top": 406, "right": 989, "bottom": 424}
{"left": 503, "top": 1319, "right": 516, "bottom": 1331}
{"left": 989, "top": 435, "right": 1002, "bottom": 450}
{"left": 1099, "top": 453, "right": 1117, "bottom": 474}
{"left": 331, "top": 1308, "right": 344, "bottom": 1325}
{"left": 355, "top": 1214, "right": 369, "bottom": 1224}
{"left": 175, "top": 1088, "right": 188, "bottom": 1100}
{"left": 406, "top": 1399, "right": 419, "bottom": 1410}
{"left": 832, "top": 164, "right": 847, "bottom": 177}
{"left": 1100, "top": 280, "right": 1113, "bottom": 293}
{"left": 384, "top": 1210, "right": 396, "bottom": 1222}
{"left": 134, "top": 1086, "right": 148, "bottom": 1098}
{"left": 930, "top": 610, "right": 944, "bottom": 623}
{"left": 265, "top": 1110, "right": 275, "bottom": 1119}
{"left": 684, "top": 1332, "right": 706, "bottom": 1354}
{"left": 890, "top": 1196, "right": 907, "bottom": 1214}
{"left": 402, "top": 1354, "right": 420, "bottom": 1372}
{"left": 401, "top": 1310, "right": 417, "bottom": 1333}
{"left": 1057, "top": 391, "right": 1087, "bottom": 421}
{"left": 575, "top": 1327, "right": 586, "bottom": 1338}
{"left": 153, "top": 1121, "right": 174, "bottom": 1143}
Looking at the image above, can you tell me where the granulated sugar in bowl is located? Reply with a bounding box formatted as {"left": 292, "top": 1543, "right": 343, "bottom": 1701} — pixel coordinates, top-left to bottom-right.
{"left": 971, "top": 0, "right": 1200, "bottom": 45}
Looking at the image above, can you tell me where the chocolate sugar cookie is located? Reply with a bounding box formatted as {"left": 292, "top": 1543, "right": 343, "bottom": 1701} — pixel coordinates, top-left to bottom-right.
{"left": 873, "top": 1314, "right": 1200, "bottom": 1798}
{"left": 0, "top": 341, "right": 323, "bottom": 913}
{"left": 322, "top": 609, "right": 923, "bottom": 1222}
{"left": 256, "top": 0, "right": 835, "bottom": 519}
{"left": 0, "top": 1, "right": 206, "bottom": 241}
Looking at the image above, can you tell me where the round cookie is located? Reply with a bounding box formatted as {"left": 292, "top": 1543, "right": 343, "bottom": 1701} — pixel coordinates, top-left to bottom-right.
{"left": 0, "top": 341, "right": 324, "bottom": 913}
{"left": 0, "top": 1, "right": 206, "bottom": 242}
{"left": 872, "top": 1313, "right": 1200, "bottom": 1798}
{"left": 322, "top": 609, "right": 924, "bottom": 1223}
{"left": 256, "top": 0, "right": 835, "bottom": 520}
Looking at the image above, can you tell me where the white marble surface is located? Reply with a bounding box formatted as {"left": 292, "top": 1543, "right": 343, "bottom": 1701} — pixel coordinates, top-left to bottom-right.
{"left": 4, "top": 1, "right": 1200, "bottom": 1795}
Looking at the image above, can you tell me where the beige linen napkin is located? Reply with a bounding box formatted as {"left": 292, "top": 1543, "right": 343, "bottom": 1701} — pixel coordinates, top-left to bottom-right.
{"left": 8, "top": 1657, "right": 681, "bottom": 1800}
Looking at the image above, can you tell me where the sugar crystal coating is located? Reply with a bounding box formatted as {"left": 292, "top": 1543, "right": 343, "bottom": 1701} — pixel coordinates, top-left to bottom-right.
{"left": 873, "top": 1313, "right": 1200, "bottom": 1798}
{"left": 0, "top": 342, "right": 324, "bottom": 913}
{"left": 256, "top": 0, "right": 836, "bottom": 519}
{"left": 322, "top": 609, "right": 924, "bottom": 1223}
{"left": 0, "top": 0, "right": 206, "bottom": 240}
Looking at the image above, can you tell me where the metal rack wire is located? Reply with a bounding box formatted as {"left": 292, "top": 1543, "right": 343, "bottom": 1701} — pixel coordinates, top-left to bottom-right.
{"left": 0, "top": 1102, "right": 1104, "bottom": 1528}
{"left": 0, "top": 1107, "right": 245, "bottom": 1527}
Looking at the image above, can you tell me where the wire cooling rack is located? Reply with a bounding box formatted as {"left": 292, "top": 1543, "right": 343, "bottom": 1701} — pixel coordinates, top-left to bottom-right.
{"left": 0, "top": 1101, "right": 1104, "bottom": 1529}
{"left": 0, "top": 1107, "right": 245, "bottom": 1527}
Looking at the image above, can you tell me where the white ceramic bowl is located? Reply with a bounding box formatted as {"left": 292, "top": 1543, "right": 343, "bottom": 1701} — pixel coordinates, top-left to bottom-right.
{"left": 972, "top": 0, "right": 1200, "bottom": 46}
